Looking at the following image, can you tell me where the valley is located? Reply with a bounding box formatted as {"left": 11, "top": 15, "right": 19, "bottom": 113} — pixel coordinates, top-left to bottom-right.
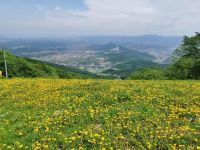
{"left": 2, "top": 35, "right": 182, "bottom": 78}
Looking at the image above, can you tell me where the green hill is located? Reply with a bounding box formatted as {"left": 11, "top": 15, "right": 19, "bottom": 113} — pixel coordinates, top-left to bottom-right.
{"left": 0, "top": 51, "right": 100, "bottom": 79}
{"left": 95, "top": 43, "right": 155, "bottom": 62}
{"left": 103, "top": 60, "right": 166, "bottom": 79}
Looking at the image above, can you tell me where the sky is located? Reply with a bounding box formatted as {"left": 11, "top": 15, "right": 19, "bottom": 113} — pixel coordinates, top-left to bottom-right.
{"left": 0, "top": 0, "right": 200, "bottom": 37}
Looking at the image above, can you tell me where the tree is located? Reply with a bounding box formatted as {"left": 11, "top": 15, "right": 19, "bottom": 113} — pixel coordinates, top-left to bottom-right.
{"left": 167, "top": 58, "right": 195, "bottom": 79}
{"left": 168, "top": 32, "right": 200, "bottom": 79}
{"left": 128, "top": 68, "right": 166, "bottom": 80}
{"left": 174, "top": 32, "right": 200, "bottom": 59}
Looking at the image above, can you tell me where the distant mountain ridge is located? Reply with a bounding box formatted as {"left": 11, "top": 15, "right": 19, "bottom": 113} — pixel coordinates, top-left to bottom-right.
{"left": 78, "top": 35, "right": 182, "bottom": 47}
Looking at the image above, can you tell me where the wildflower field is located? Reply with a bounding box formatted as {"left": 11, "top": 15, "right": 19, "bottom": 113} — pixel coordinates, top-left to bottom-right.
{"left": 0, "top": 79, "right": 200, "bottom": 150}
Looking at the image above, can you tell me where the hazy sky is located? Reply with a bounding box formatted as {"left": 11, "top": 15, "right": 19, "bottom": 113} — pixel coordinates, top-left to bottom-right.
{"left": 0, "top": 0, "right": 200, "bottom": 37}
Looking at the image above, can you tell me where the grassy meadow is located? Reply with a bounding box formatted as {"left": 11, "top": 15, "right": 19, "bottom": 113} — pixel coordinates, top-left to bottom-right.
{"left": 0, "top": 79, "right": 200, "bottom": 149}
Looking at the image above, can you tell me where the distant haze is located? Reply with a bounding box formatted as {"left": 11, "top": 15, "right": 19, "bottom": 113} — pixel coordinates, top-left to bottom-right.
{"left": 0, "top": 0, "right": 200, "bottom": 37}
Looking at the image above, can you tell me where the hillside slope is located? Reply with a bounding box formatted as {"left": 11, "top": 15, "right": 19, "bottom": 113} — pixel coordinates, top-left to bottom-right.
{"left": 103, "top": 60, "right": 166, "bottom": 78}
{"left": 0, "top": 51, "right": 98, "bottom": 79}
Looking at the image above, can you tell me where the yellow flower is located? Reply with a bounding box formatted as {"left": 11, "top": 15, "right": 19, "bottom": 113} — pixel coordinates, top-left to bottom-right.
{"left": 45, "top": 127, "right": 49, "bottom": 132}
{"left": 19, "top": 132, "right": 23, "bottom": 136}
{"left": 34, "top": 127, "right": 39, "bottom": 132}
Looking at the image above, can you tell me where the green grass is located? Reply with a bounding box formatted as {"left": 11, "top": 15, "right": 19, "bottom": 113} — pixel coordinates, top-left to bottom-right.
{"left": 0, "top": 79, "right": 199, "bottom": 149}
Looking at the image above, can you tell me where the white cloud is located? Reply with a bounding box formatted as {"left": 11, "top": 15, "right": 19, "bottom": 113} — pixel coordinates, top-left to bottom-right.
{"left": 42, "top": 0, "right": 200, "bottom": 36}
{"left": 3, "top": 0, "right": 200, "bottom": 36}
{"left": 44, "top": 0, "right": 158, "bottom": 35}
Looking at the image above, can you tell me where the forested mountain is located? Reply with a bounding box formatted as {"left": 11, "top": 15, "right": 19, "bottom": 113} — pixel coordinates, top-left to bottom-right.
{"left": 94, "top": 43, "right": 155, "bottom": 62}
{"left": 103, "top": 60, "right": 165, "bottom": 78}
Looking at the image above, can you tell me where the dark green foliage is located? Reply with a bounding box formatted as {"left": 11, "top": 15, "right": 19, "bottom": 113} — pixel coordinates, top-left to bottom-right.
{"left": 167, "top": 32, "right": 200, "bottom": 80}
{"left": 0, "top": 51, "right": 99, "bottom": 79}
{"left": 174, "top": 32, "right": 200, "bottom": 59}
{"left": 190, "top": 59, "right": 200, "bottom": 79}
{"left": 167, "top": 58, "right": 200, "bottom": 80}
{"left": 128, "top": 68, "right": 167, "bottom": 80}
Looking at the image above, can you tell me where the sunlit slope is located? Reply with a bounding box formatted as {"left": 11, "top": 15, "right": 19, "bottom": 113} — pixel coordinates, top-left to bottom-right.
{"left": 0, "top": 51, "right": 98, "bottom": 79}
{"left": 0, "top": 79, "right": 199, "bottom": 149}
